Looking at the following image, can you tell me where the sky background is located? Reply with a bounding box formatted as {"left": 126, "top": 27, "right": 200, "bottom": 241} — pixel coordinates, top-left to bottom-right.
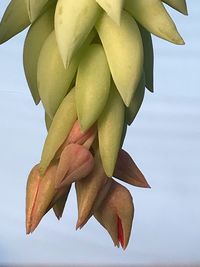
{"left": 0, "top": 0, "right": 200, "bottom": 265}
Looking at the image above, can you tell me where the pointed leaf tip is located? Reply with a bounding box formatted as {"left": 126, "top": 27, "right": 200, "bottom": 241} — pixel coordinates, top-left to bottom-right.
{"left": 117, "top": 216, "right": 125, "bottom": 249}
{"left": 114, "top": 149, "right": 150, "bottom": 188}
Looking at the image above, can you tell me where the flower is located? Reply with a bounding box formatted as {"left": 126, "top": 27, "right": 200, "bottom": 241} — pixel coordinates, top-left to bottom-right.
{"left": 55, "top": 120, "right": 97, "bottom": 187}
{"left": 26, "top": 120, "right": 149, "bottom": 248}
{"left": 94, "top": 180, "right": 134, "bottom": 249}
{"left": 75, "top": 150, "right": 110, "bottom": 229}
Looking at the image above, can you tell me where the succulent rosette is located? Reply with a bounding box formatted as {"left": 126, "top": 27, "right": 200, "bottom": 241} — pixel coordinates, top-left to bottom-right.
{"left": 0, "top": 0, "right": 187, "bottom": 249}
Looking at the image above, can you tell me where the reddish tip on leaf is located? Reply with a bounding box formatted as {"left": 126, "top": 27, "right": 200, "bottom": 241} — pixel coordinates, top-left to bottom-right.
{"left": 117, "top": 216, "right": 125, "bottom": 249}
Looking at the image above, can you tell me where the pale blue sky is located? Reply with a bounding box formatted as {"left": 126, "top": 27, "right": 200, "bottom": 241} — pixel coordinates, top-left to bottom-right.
{"left": 0, "top": 1, "right": 200, "bottom": 265}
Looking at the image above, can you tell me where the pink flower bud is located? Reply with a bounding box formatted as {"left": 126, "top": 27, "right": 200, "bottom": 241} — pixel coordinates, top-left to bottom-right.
{"left": 94, "top": 180, "right": 134, "bottom": 249}
{"left": 55, "top": 144, "right": 94, "bottom": 188}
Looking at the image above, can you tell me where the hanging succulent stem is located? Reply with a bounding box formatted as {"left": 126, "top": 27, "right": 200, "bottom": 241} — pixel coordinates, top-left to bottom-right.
{"left": 0, "top": 0, "right": 187, "bottom": 249}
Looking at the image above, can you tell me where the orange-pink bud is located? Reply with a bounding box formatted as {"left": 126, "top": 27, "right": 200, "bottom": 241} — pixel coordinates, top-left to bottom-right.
{"left": 55, "top": 120, "right": 96, "bottom": 158}
{"left": 55, "top": 144, "right": 94, "bottom": 188}
{"left": 94, "top": 180, "right": 134, "bottom": 249}
{"left": 26, "top": 163, "right": 70, "bottom": 233}
{"left": 75, "top": 150, "right": 110, "bottom": 229}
